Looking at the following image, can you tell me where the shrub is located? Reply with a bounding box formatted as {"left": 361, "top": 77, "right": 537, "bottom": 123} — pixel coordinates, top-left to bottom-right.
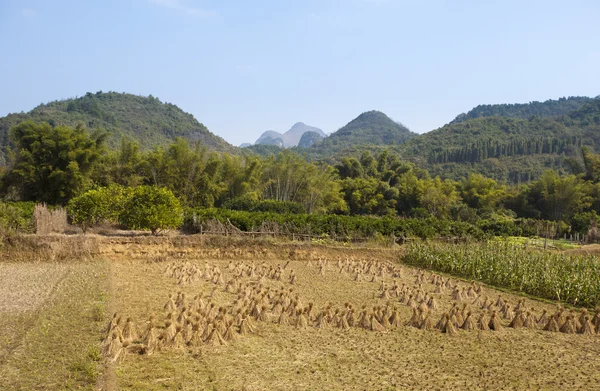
{"left": 67, "top": 185, "right": 132, "bottom": 233}
{"left": 119, "top": 186, "right": 183, "bottom": 235}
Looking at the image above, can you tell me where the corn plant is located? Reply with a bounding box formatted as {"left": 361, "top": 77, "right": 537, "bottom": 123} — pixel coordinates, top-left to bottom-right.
{"left": 403, "top": 241, "right": 600, "bottom": 308}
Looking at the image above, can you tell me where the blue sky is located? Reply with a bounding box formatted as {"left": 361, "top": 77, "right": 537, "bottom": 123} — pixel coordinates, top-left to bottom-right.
{"left": 1, "top": 0, "right": 599, "bottom": 146}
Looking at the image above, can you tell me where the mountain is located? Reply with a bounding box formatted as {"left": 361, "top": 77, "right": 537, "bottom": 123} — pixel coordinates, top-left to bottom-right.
{"left": 298, "top": 131, "right": 324, "bottom": 148}
{"left": 254, "top": 122, "right": 326, "bottom": 148}
{"left": 0, "top": 91, "right": 236, "bottom": 162}
{"left": 282, "top": 122, "right": 326, "bottom": 146}
{"left": 239, "top": 143, "right": 252, "bottom": 148}
{"left": 308, "top": 111, "right": 416, "bottom": 155}
{"left": 396, "top": 97, "right": 600, "bottom": 183}
{"left": 451, "top": 96, "right": 594, "bottom": 123}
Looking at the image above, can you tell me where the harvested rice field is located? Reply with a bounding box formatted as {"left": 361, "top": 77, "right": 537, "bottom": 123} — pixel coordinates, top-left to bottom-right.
{"left": 2, "top": 235, "right": 600, "bottom": 390}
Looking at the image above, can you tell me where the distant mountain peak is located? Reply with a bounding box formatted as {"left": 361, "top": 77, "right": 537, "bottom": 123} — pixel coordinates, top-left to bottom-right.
{"left": 255, "top": 122, "right": 325, "bottom": 147}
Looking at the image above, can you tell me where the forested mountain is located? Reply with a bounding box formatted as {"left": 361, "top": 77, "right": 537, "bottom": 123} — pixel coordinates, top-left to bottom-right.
{"left": 308, "top": 111, "right": 416, "bottom": 155}
{"left": 396, "top": 97, "right": 600, "bottom": 183}
{"left": 254, "top": 130, "right": 284, "bottom": 147}
{"left": 0, "top": 91, "right": 235, "bottom": 164}
{"left": 298, "top": 131, "right": 324, "bottom": 148}
{"left": 451, "top": 96, "right": 594, "bottom": 123}
{"left": 254, "top": 122, "right": 326, "bottom": 148}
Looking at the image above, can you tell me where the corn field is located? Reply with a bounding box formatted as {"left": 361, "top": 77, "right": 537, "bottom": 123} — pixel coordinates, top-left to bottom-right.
{"left": 403, "top": 241, "right": 600, "bottom": 308}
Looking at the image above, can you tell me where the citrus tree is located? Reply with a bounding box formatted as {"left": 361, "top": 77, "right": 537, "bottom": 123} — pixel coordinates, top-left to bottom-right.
{"left": 67, "top": 185, "right": 132, "bottom": 233}
{"left": 118, "top": 186, "right": 182, "bottom": 235}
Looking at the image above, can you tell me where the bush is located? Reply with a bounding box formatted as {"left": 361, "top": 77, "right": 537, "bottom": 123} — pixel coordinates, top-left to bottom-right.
{"left": 0, "top": 202, "right": 34, "bottom": 237}
{"left": 67, "top": 185, "right": 132, "bottom": 233}
{"left": 119, "top": 186, "right": 183, "bottom": 235}
{"left": 222, "top": 196, "right": 305, "bottom": 214}
{"left": 183, "top": 208, "right": 486, "bottom": 239}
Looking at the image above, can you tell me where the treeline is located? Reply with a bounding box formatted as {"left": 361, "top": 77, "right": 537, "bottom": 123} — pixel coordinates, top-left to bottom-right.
{"left": 451, "top": 96, "right": 594, "bottom": 123}
{"left": 429, "top": 136, "right": 582, "bottom": 164}
{"left": 1, "top": 121, "right": 600, "bottom": 238}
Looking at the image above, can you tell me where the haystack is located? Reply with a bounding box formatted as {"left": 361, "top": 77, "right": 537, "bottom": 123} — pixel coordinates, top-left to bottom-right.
{"left": 239, "top": 318, "right": 255, "bottom": 334}
{"left": 278, "top": 311, "right": 290, "bottom": 326}
{"left": 502, "top": 304, "right": 514, "bottom": 321}
{"left": 537, "top": 309, "right": 549, "bottom": 326}
{"left": 544, "top": 316, "right": 560, "bottom": 332}
{"left": 164, "top": 296, "right": 176, "bottom": 312}
{"left": 370, "top": 314, "right": 386, "bottom": 332}
{"left": 495, "top": 295, "right": 505, "bottom": 308}
{"left": 523, "top": 312, "right": 536, "bottom": 329}
{"left": 461, "top": 312, "right": 476, "bottom": 331}
{"left": 258, "top": 305, "right": 270, "bottom": 322}
{"left": 223, "top": 324, "right": 237, "bottom": 341}
{"left": 477, "top": 314, "right": 489, "bottom": 331}
{"left": 339, "top": 312, "right": 350, "bottom": 330}
{"left": 488, "top": 311, "right": 502, "bottom": 331}
{"left": 122, "top": 317, "right": 138, "bottom": 343}
{"left": 509, "top": 311, "right": 524, "bottom": 329}
{"left": 347, "top": 310, "right": 357, "bottom": 327}
{"left": 435, "top": 313, "right": 449, "bottom": 331}
{"left": 315, "top": 312, "right": 329, "bottom": 329}
{"left": 205, "top": 328, "right": 227, "bottom": 346}
{"left": 406, "top": 308, "right": 420, "bottom": 328}
{"left": 187, "top": 323, "right": 203, "bottom": 347}
{"left": 175, "top": 292, "right": 186, "bottom": 308}
{"left": 296, "top": 311, "right": 309, "bottom": 328}
{"left": 559, "top": 315, "right": 576, "bottom": 334}
{"left": 102, "top": 331, "right": 124, "bottom": 362}
{"left": 172, "top": 326, "right": 187, "bottom": 350}
{"left": 419, "top": 314, "right": 434, "bottom": 331}
{"left": 442, "top": 315, "right": 457, "bottom": 335}
{"left": 163, "top": 320, "right": 177, "bottom": 342}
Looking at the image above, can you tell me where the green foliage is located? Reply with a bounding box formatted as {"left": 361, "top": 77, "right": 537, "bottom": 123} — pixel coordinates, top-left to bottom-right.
{"left": 223, "top": 196, "right": 305, "bottom": 214}
{"left": 404, "top": 241, "right": 600, "bottom": 307}
{"left": 310, "top": 111, "right": 416, "bottom": 155}
{"left": 119, "top": 186, "right": 183, "bottom": 235}
{"left": 184, "top": 207, "right": 486, "bottom": 240}
{"left": 2, "top": 121, "right": 106, "bottom": 204}
{"left": 0, "top": 202, "right": 34, "bottom": 237}
{"left": 67, "top": 185, "right": 132, "bottom": 232}
{"left": 0, "top": 91, "right": 234, "bottom": 154}
{"left": 451, "top": 96, "right": 593, "bottom": 123}
{"left": 297, "top": 131, "right": 324, "bottom": 148}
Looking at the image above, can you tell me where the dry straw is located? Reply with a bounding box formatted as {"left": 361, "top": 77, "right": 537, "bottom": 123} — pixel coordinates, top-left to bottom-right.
{"left": 33, "top": 203, "right": 67, "bottom": 234}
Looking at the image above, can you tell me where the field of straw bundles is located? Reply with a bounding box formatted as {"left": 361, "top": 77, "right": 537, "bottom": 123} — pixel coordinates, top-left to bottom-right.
{"left": 1, "top": 235, "right": 600, "bottom": 390}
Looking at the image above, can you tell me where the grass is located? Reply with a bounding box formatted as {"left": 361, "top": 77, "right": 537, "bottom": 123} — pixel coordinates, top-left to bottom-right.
{"left": 103, "top": 236, "right": 600, "bottom": 390}
{"left": 0, "top": 258, "right": 109, "bottom": 390}
{"left": 2, "top": 235, "right": 600, "bottom": 390}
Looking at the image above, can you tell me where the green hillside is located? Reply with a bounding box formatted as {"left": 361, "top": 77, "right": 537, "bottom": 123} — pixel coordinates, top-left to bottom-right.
{"left": 0, "top": 91, "right": 235, "bottom": 163}
{"left": 451, "top": 96, "right": 594, "bottom": 123}
{"left": 396, "top": 98, "right": 600, "bottom": 182}
{"left": 309, "top": 110, "right": 416, "bottom": 155}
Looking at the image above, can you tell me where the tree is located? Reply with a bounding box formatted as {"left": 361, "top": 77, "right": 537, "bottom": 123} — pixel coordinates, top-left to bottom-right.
{"left": 2, "top": 121, "right": 106, "bottom": 204}
{"left": 67, "top": 185, "right": 132, "bottom": 233}
{"left": 118, "top": 186, "right": 183, "bottom": 235}
{"left": 458, "top": 173, "right": 507, "bottom": 212}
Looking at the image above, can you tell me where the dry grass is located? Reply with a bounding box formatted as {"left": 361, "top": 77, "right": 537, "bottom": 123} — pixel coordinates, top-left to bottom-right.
{"left": 0, "top": 257, "right": 109, "bottom": 390}
{"left": 33, "top": 204, "right": 68, "bottom": 235}
{"left": 2, "top": 235, "right": 600, "bottom": 390}
{"left": 100, "top": 237, "right": 600, "bottom": 390}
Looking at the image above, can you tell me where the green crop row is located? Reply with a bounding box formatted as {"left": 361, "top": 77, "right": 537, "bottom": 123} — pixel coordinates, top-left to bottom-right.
{"left": 403, "top": 241, "right": 600, "bottom": 307}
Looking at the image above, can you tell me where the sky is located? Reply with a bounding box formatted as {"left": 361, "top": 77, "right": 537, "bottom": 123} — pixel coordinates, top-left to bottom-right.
{"left": 1, "top": 0, "right": 599, "bottom": 146}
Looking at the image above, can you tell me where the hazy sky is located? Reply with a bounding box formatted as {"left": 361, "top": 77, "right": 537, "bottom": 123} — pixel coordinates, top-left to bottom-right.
{"left": 1, "top": 0, "right": 599, "bottom": 146}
